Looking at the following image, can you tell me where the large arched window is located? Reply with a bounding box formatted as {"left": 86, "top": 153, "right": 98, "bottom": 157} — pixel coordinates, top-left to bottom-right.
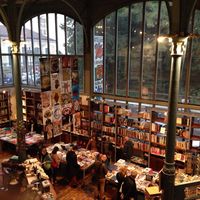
{"left": 20, "top": 13, "right": 84, "bottom": 91}
{"left": 0, "top": 22, "right": 13, "bottom": 86}
{"left": 93, "top": 1, "right": 170, "bottom": 101}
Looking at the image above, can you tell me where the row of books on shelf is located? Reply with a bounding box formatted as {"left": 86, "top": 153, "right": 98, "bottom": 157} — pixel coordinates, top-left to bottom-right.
{"left": 81, "top": 110, "right": 90, "bottom": 118}
{"left": 116, "top": 107, "right": 150, "bottom": 119}
{"left": 0, "top": 94, "right": 8, "bottom": 100}
{"left": 0, "top": 102, "right": 8, "bottom": 107}
{"left": 151, "top": 134, "right": 190, "bottom": 150}
{"left": 102, "top": 125, "right": 115, "bottom": 133}
{"left": 133, "top": 141, "right": 150, "bottom": 152}
{"left": 104, "top": 114, "right": 115, "bottom": 123}
{"left": 93, "top": 111, "right": 102, "bottom": 121}
{"left": 91, "top": 121, "right": 102, "bottom": 130}
{"left": 150, "top": 147, "right": 186, "bottom": 162}
{"left": 0, "top": 109, "right": 8, "bottom": 115}
{"left": 117, "top": 127, "right": 150, "bottom": 141}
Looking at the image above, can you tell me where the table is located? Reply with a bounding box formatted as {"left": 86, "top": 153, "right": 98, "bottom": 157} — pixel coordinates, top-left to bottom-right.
{"left": 0, "top": 128, "right": 44, "bottom": 152}
{"left": 23, "top": 158, "right": 57, "bottom": 200}
{"left": 46, "top": 142, "right": 98, "bottom": 180}
{"left": 106, "top": 159, "right": 159, "bottom": 193}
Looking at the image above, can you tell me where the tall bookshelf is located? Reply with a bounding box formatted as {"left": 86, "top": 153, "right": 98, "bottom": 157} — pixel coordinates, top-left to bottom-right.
{"left": 0, "top": 91, "right": 11, "bottom": 127}
{"left": 22, "top": 91, "right": 42, "bottom": 124}
{"left": 89, "top": 97, "right": 200, "bottom": 171}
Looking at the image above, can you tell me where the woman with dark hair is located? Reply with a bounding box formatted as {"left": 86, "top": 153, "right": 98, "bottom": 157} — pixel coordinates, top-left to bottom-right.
{"left": 65, "top": 148, "right": 81, "bottom": 187}
{"left": 51, "top": 146, "right": 61, "bottom": 184}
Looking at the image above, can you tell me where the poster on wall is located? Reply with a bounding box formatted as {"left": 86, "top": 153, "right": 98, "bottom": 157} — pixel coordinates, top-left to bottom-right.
{"left": 50, "top": 57, "right": 59, "bottom": 74}
{"left": 72, "top": 99, "right": 80, "bottom": 113}
{"left": 51, "top": 73, "right": 61, "bottom": 91}
{"left": 62, "top": 68, "right": 71, "bottom": 81}
{"left": 94, "top": 36, "right": 103, "bottom": 93}
{"left": 73, "top": 112, "right": 81, "bottom": 133}
{"left": 41, "top": 91, "right": 51, "bottom": 109}
{"left": 40, "top": 58, "right": 51, "bottom": 91}
{"left": 51, "top": 90, "right": 61, "bottom": 106}
{"left": 62, "top": 102, "right": 73, "bottom": 130}
{"left": 53, "top": 120, "right": 62, "bottom": 137}
{"left": 61, "top": 81, "right": 71, "bottom": 94}
{"left": 61, "top": 56, "right": 73, "bottom": 68}
{"left": 61, "top": 93, "right": 71, "bottom": 105}
{"left": 53, "top": 105, "right": 62, "bottom": 122}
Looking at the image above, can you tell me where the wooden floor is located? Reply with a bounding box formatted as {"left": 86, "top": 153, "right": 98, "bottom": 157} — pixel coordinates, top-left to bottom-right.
{"left": 0, "top": 151, "right": 115, "bottom": 200}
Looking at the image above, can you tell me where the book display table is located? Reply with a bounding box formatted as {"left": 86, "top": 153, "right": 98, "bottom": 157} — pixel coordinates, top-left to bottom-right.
{"left": 106, "top": 159, "right": 159, "bottom": 193}
{"left": 0, "top": 128, "right": 44, "bottom": 152}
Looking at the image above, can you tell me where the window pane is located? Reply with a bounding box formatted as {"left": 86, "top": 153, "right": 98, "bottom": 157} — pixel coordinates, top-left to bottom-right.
{"left": 21, "top": 55, "right": 27, "bottom": 84}
{"left": 93, "top": 20, "right": 104, "bottom": 93}
{"left": 179, "top": 42, "right": 188, "bottom": 103}
{"left": 66, "top": 17, "right": 75, "bottom": 55}
{"left": 48, "top": 13, "right": 57, "bottom": 54}
{"left": 57, "top": 14, "right": 65, "bottom": 55}
{"left": 190, "top": 37, "right": 200, "bottom": 104}
{"left": 25, "top": 20, "right": 33, "bottom": 54}
{"left": 105, "top": 12, "right": 116, "bottom": 94}
{"left": 27, "top": 56, "right": 34, "bottom": 85}
{"left": 34, "top": 56, "right": 41, "bottom": 86}
{"left": 76, "top": 22, "right": 83, "bottom": 55}
{"left": 78, "top": 56, "right": 84, "bottom": 92}
{"left": 40, "top": 14, "right": 48, "bottom": 54}
{"left": 129, "top": 3, "right": 143, "bottom": 97}
{"left": 20, "top": 26, "right": 26, "bottom": 53}
{"left": 0, "top": 22, "right": 9, "bottom": 54}
{"left": 142, "top": 1, "right": 159, "bottom": 99}
{"left": 32, "top": 17, "right": 40, "bottom": 54}
{"left": 2, "top": 55, "right": 13, "bottom": 84}
{"left": 156, "top": 1, "right": 170, "bottom": 101}
{"left": 117, "top": 7, "right": 129, "bottom": 96}
{"left": 189, "top": 10, "right": 200, "bottom": 104}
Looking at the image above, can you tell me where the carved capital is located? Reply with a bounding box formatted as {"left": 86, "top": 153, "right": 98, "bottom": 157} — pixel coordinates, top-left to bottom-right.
{"left": 171, "top": 37, "right": 188, "bottom": 56}
{"left": 11, "top": 42, "right": 19, "bottom": 54}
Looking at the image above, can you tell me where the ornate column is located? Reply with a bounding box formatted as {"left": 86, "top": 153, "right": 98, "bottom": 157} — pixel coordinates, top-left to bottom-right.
{"left": 11, "top": 42, "right": 26, "bottom": 162}
{"left": 160, "top": 36, "right": 188, "bottom": 200}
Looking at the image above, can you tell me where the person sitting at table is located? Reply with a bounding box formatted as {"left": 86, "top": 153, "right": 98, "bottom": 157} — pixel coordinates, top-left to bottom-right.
{"left": 86, "top": 134, "right": 98, "bottom": 151}
{"left": 51, "top": 146, "right": 61, "bottom": 184}
{"left": 40, "top": 146, "right": 52, "bottom": 179}
{"left": 65, "top": 148, "right": 81, "bottom": 187}
{"left": 120, "top": 170, "right": 138, "bottom": 200}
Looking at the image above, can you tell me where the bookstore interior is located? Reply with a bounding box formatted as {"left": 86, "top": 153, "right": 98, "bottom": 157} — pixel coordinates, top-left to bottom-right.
{"left": 1, "top": 0, "right": 200, "bottom": 200}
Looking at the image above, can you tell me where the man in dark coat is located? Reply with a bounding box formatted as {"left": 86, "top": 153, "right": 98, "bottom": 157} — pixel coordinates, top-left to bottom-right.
{"left": 93, "top": 154, "right": 108, "bottom": 200}
{"left": 121, "top": 171, "right": 138, "bottom": 200}
{"left": 123, "top": 136, "right": 133, "bottom": 161}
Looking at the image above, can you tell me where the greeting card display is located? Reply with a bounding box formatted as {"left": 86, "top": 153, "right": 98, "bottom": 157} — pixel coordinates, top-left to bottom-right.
{"left": 40, "top": 55, "right": 80, "bottom": 138}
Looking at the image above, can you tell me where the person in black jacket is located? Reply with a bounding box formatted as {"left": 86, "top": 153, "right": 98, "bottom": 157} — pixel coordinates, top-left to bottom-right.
{"left": 93, "top": 154, "right": 108, "bottom": 200}
{"left": 66, "top": 148, "right": 81, "bottom": 187}
{"left": 121, "top": 171, "right": 138, "bottom": 200}
{"left": 122, "top": 137, "right": 133, "bottom": 161}
{"left": 116, "top": 167, "right": 127, "bottom": 200}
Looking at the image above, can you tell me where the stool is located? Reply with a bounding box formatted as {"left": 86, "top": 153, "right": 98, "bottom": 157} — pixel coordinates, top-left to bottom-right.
{"left": 145, "top": 186, "right": 162, "bottom": 200}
